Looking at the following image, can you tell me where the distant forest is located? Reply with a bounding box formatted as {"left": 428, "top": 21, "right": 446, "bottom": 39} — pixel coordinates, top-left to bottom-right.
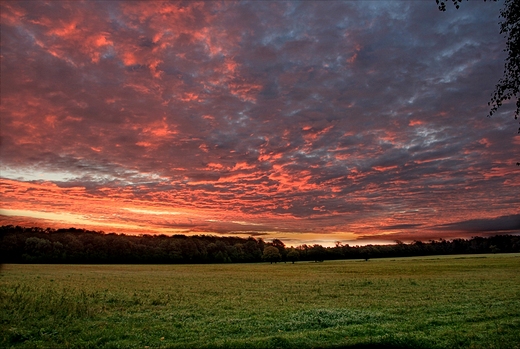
{"left": 1, "top": 225, "right": 519, "bottom": 264}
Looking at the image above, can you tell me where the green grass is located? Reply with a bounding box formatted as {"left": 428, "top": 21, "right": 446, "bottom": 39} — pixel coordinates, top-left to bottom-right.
{"left": 1, "top": 254, "right": 520, "bottom": 349}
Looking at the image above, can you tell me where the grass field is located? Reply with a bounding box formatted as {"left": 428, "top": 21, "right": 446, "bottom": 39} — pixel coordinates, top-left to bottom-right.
{"left": 1, "top": 254, "right": 520, "bottom": 349}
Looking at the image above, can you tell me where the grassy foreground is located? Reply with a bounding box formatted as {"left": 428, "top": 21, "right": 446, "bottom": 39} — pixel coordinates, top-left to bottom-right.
{"left": 1, "top": 255, "right": 520, "bottom": 349}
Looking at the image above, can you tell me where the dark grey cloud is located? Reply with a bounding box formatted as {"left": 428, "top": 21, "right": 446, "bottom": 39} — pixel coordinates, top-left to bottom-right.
{"left": 1, "top": 0, "right": 518, "bottom": 242}
{"left": 436, "top": 214, "right": 520, "bottom": 232}
{"left": 382, "top": 223, "right": 425, "bottom": 230}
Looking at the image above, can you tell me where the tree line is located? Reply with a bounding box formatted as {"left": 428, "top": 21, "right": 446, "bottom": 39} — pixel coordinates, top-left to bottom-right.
{"left": 1, "top": 225, "right": 519, "bottom": 264}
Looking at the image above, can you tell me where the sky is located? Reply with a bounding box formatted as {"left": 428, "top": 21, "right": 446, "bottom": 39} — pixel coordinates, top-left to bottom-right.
{"left": 1, "top": 0, "right": 519, "bottom": 247}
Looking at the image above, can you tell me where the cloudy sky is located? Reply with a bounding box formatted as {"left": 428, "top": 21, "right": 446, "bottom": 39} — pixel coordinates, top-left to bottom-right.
{"left": 1, "top": 0, "right": 519, "bottom": 246}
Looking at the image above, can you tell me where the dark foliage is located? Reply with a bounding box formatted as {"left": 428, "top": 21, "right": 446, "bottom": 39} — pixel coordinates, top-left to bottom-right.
{"left": 489, "top": 0, "right": 520, "bottom": 125}
{"left": 0, "top": 226, "right": 265, "bottom": 264}
{"left": 1, "top": 225, "right": 519, "bottom": 264}
{"left": 262, "top": 245, "right": 282, "bottom": 264}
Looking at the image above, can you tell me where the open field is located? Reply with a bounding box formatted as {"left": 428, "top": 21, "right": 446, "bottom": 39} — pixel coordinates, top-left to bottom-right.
{"left": 1, "top": 254, "right": 520, "bottom": 349}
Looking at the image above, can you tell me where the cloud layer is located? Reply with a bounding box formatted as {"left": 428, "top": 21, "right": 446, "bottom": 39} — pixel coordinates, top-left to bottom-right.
{"left": 1, "top": 1, "right": 519, "bottom": 245}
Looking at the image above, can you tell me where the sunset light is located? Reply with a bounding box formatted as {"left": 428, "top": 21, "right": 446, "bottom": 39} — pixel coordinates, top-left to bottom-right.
{"left": 1, "top": 1, "right": 519, "bottom": 246}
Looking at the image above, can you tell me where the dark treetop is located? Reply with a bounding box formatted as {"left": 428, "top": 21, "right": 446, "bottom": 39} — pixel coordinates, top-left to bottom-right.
{"left": 1, "top": 225, "right": 519, "bottom": 264}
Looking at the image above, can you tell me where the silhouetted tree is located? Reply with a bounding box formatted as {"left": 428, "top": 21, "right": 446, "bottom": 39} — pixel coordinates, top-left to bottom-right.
{"left": 262, "top": 246, "right": 282, "bottom": 264}
{"left": 270, "top": 239, "right": 287, "bottom": 261}
{"left": 2, "top": 225, "right": 520, "bottom": 264}
{"left": 244, "top": 238, "right": 263, "bottom": 261}
{"left": 23, "top": 237, "right": 52, "bottom": 262}
{"left": 286, "top": 248, "right": 300, "bottom": 264}
{"left": 308, "top": 244, "right": 327, "bottom": 262}
{"left": 490, "top": 244, "right": 501, "bottom": 253}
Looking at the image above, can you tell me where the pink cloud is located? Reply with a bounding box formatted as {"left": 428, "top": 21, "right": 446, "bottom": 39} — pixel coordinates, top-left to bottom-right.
{"left": 1, "top": 0, "right": 518, "bottom": 246}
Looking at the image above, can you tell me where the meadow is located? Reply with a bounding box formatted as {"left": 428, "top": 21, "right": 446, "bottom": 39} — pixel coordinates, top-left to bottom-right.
{"left": 1, "top": 254, "right": 519, "bottom": 349}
